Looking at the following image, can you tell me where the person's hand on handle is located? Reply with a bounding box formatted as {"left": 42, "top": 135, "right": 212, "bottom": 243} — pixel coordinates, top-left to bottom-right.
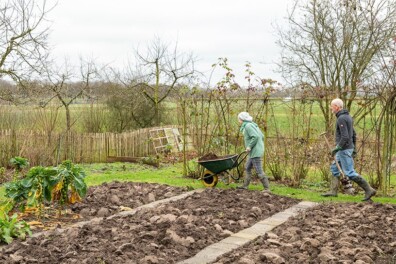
{"left": 331, "top": 146, "right": 342, "bottom": 156}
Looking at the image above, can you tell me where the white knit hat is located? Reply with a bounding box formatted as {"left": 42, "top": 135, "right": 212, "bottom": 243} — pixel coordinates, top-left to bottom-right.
{"left": 238, "top": 112, "right": 253, "bottom": 122}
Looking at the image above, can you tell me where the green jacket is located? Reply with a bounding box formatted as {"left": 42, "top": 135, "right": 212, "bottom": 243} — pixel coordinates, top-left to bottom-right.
{"left": 240, "top": 121, "right": 265, "bottom": 158}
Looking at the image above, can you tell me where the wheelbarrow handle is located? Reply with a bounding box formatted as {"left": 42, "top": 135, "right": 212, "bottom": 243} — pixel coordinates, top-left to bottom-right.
{"left": 230, "top": 151, "right": 248, "bottom": 181}
{"left": 234, "top": 151, "right": 248, "bottom": 168}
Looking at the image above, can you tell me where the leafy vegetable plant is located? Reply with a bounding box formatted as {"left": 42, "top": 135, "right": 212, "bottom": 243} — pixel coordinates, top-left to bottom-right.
{"left": 4, "top": 159, "right": 87, "bottom": 218}
{"left": 9, "top": 156, "right": 29, "bottom": 181}
{"left": 0, "top": 214, "right": 31, "bottom": 244}
{"left": 51, "top": 160, "right": 87, "bottom": 206}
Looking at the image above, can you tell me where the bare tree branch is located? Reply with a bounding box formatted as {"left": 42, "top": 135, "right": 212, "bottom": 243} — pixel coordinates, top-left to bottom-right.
{"left": 131, "top": 37, "right": 197, "bottom": 125}
{"left": 276, "top": 0, "right": 396, "bottom": 129}
{"left": 0, "top": 0, "right": 54, "bottom": 92}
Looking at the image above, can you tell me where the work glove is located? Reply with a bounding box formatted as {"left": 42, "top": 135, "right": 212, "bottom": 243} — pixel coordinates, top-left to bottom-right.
{"left": 245, "top": 147, "right": 251, "bottom": 153}
{"left": 331, "top": 146, "right": 342, "bottom": 156}
{"left": 352, "top": 149, "right": 357, "bottom": 158}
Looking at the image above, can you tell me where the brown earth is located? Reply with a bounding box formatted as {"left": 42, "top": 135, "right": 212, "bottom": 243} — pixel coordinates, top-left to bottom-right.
{"left": 2, "top": 182, "right": 395, "bottom": 264}
{"left": 213, "top": 202, "right": 396, "bottom": 264}
{"left": 198, "top": 152, "right": 219, "bottom": 161}
{"left": 0, "top": 184, "right": 299, "bottom": 264}
{"left": 5, "top": 182, "right": 191, "bottom": 233}
{"left": 70, "top": 181, "right": 191, "bottom": 220}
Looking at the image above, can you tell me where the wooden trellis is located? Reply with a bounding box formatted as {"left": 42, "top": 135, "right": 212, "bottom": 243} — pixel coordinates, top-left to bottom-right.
{"left": 149, "top": 127, "right": 192, "bottom": 154}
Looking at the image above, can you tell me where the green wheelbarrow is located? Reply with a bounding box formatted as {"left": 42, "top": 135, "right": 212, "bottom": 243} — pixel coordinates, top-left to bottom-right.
{"left": 197, "top": 152, "right": 248, "bottom": 187}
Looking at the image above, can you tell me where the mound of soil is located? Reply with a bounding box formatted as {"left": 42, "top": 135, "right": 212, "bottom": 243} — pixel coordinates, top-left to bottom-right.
{"left": 198, "top": 152, "right": 219, "bottom": 161}
{"left": 213, "top": 202, "right": 396, "bottom": 264}
{"left": 0, "top": 187, "right": 299, "bottom": 264}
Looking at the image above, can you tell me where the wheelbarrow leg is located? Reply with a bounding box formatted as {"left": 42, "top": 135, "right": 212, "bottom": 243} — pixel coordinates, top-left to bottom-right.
{"left": 220, "top": 171, "right": 231, "bottom": 185}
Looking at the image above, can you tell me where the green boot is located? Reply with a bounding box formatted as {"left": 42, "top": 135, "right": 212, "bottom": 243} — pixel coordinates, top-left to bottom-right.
{"left": 237, "top": 173, "right": 251, "bottom": 189}
{"left": 321, "top": 177, "right": 339, "bottom": 197}
{"left": 351, "top": 176, "right": 376, "bottom": 201}
{"left": 259, "top": 176, "right": 271, "bottom": 193}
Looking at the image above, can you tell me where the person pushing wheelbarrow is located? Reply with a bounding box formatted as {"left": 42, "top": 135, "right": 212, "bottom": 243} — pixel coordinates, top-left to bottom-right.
{"left": 236, "top": 112, "right": 271, "bottom": 193}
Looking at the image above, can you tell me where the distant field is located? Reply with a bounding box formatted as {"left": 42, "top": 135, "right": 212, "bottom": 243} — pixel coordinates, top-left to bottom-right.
{"left": 0, "top": 98, "right": 382, "bottom": 138}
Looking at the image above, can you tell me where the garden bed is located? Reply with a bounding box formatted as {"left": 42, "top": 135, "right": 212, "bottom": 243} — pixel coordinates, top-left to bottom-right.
{"left": 0, "top": 184, "right": 299, "bottom": 263}
{"left": 70, "top": 181, "right": 190, "bottom": 219}
{"left": 213, "top": 202, "right": 396, "bottom": 264}
{"left": 5, "top": 181, "right": 191, "bottom": 233}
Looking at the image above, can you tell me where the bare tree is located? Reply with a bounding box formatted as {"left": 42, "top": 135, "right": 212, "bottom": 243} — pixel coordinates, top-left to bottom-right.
{"left": 132, "top": 37, "right": 197, "bottom": 125}
{"left": 39, "top": 58, "right": 99, "bottom": 132}
{"left": 277, "top": 0, "right": 396, "bottom": 130}
{"left": 0, "top": 0, "right": 52, "bottom": 92}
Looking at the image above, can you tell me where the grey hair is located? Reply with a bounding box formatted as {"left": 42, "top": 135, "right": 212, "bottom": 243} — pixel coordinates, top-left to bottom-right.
{"left": 331, "top": 98, "right": 344, "bottom": 108}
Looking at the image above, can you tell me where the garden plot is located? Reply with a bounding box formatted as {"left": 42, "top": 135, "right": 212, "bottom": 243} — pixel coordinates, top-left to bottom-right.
{"left": 213, "top": 202, "right": 396, "bottom": 264}
{"left": 71, "top": 181, "right": 191, "bottom": 220}
{"left": 5, "top": 181, "right": 191, "bottom": 233}
{"left": 0, "top": 187, "right": 299, "bottom": 263}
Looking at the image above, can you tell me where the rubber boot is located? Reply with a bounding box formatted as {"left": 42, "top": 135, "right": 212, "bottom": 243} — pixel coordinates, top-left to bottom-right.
{"left": 321, "top": 177, "right": 339, "bottom": 197}
{"left": 351, "top": 176, "right": 376, "bottom": 201}
{"left": 237, "top": 173, "right": 251, "bottom": 189}
{"left": 259, "top": 176, "right": 271, "bottom": 193}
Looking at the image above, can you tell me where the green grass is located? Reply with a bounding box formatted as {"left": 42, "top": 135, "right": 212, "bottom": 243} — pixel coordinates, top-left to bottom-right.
{"left": 82, "top": 162, "right": 204, "bottom": 189}
{"left": 1, "top": 162, "right": 395, "bottom": 205}
{"left": 82, "top": 162, "right": 396, "bottom": 204}
{"left": 270, "top": 184, "right": 396, "bottom": 204}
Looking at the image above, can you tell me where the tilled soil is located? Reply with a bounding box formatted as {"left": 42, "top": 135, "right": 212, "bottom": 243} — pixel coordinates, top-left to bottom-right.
{"left": 0, "top": 186, "right": 299, "bottom": 264}
{"left": 70, "top": 181, "right": 191, "bottom": 220}
{"left": 7, "top": 182, "right": 191, "bottom": 232}
{"left": 213, "top": 202, "right": 396, "bottom": 264}
{"left": 198, "top": 153, "right": 219, "bottom": 161}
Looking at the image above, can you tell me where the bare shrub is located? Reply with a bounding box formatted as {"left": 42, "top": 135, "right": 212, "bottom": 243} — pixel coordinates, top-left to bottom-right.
{"left": 106, "top": 84, "right": 158, "bottom": 132}
{"left": 81, "top": 105, "right": 107, "bottom": 133}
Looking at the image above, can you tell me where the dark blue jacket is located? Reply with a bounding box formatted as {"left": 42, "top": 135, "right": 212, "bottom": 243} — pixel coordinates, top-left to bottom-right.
{"left": 335, "top": 109, "right": 356, "bottom": 150}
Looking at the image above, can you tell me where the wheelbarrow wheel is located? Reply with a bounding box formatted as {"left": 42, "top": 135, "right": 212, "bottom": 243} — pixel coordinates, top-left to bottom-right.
{"left": 202, "top": 170, "right": 218, "bottom": 188}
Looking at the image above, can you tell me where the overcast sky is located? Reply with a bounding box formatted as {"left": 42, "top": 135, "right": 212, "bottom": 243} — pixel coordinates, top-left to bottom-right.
{"left": 48, "top": 0, "right": 292, "bottom": 85}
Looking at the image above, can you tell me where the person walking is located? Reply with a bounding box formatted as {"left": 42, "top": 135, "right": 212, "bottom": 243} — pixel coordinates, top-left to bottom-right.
{"left": 236, "top": 112, "right": 270, "bottom": 192}
{"left": 322, "top": 98, "right": 376, "bottom": 201}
